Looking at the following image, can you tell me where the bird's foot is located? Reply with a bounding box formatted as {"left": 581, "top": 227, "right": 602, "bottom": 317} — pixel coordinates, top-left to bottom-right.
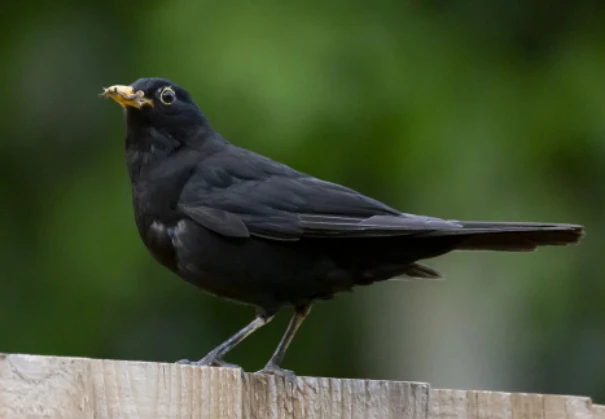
{"left": 176, "top": 356, "right": 241, "bottom": 369}
{"left": 256, "top": 363, "right": 295, "bottom": 378}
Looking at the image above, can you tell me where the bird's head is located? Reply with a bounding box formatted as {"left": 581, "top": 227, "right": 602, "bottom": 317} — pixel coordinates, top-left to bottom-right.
{"left": 101, "top": 77, "right": 208, "bottom": 139}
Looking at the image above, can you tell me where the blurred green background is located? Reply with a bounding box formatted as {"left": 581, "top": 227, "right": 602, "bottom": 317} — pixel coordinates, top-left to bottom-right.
{"left": 1, "top": 0, "right": 604, "bottom": 403}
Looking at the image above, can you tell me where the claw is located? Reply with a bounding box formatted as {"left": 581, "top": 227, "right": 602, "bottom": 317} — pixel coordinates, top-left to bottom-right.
{"left": 176, "top": 357, "right": 241, "bottom": 369}
{"left": 255, "top": 363, "right": 296, "bottom": 378}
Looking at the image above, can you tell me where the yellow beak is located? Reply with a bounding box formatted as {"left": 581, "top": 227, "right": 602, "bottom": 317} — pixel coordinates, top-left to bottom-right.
{"left": 100, "top": 85, "right": 154, "bottom": 109}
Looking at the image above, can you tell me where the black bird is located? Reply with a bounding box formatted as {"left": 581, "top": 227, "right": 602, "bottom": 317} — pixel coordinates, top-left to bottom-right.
{"left": 101, "top": 77, "right": 584, "bottom": 376}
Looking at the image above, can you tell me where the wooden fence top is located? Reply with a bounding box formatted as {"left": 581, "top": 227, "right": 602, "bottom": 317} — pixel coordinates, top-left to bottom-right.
{"left": 0, "top": 353, "right": 602, "bottom": 418}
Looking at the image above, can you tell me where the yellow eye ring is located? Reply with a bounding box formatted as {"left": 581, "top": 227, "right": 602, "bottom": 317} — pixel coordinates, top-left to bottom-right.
{"left": 159, "top": 87, "right": 176, "bottom": 105}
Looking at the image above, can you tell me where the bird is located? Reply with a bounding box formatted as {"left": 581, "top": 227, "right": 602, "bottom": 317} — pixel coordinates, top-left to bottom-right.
{"left": 101, "top": 77, "right": 584, "bottom": 376}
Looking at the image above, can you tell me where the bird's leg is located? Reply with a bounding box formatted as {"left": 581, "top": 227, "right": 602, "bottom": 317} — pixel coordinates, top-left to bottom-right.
{"left": 257, "top": 304, "right": 311, "bottom": 376}
{"left": 178, "top": 309, "right": 274, "bottom": 368}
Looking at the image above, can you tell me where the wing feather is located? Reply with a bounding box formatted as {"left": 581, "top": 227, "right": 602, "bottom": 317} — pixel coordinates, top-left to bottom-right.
{"left": 177, "top": 145, "right": 461, "bottom": 241}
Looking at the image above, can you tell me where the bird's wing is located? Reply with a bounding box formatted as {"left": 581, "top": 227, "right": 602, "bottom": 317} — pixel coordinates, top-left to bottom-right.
{"left": 178, "top": 146, "right": 460, "bottom": 241}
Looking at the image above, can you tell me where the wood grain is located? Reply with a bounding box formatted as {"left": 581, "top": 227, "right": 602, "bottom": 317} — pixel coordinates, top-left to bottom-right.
{"left": 0, "top": 354, "right": 602, "bottom": 419}
{"left": 428, "top": 388, "right": 603, "bottom": 419}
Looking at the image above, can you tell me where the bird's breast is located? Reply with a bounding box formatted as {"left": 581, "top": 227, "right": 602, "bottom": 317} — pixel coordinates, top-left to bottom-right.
{"left": 140, "top": 219, "right": 184, "bottom": 271}
{"left": 141, "top": 219, "right": 246, "bottom": 301}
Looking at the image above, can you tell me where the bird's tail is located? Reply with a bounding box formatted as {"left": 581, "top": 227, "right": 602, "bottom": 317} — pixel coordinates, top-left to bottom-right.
{"left": 427, "top": 221, "right": 584, "bottom": 252}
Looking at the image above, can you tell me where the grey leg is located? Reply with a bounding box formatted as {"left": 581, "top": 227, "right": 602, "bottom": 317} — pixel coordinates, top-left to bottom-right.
{"left": 257, "top": 305, "right": 311, "bottom": 376}
{"left": 178, "top": 310, "right": 274, "bottom": 368}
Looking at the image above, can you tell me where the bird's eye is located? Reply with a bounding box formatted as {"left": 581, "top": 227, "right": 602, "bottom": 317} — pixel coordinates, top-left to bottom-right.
{"left": 159, "top": 87, "right": 176, "bottom": 105}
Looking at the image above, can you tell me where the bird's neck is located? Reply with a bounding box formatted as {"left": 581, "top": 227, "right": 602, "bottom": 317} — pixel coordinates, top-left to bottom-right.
{"left": 125, "top": 126, "right": 181, "bottom": 183}
{"left": 125, "top": 125, "right": 228, "bottom": 185}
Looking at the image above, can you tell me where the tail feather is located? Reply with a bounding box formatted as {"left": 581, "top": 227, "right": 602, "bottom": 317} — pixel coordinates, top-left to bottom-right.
{"left": 403, "top": 263, "right": 443, "bottom": 279}
{"left": 423, "top": 221, "right": 584, "bottom": 252}
{"left": 349, "top": 221, "right": 583, "bottom": 287}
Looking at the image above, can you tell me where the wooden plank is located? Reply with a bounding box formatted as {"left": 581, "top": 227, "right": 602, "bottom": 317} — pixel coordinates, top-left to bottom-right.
{"left": 242, "top": 373, "right": 429, "bottom": 418}
{"left": 0, "top": 354, "right": 602, "bottom": 419}
{"left": 428, "top": 389, "right": 600, "bottom": 419}
{"left": 0, "top": 353, "right": 244, "bottom": 419}
{"left": 592, "top": 404, "right": 605, "bottom": 419}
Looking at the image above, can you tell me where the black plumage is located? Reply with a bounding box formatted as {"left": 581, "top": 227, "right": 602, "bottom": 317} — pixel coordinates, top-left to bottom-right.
{"left": 101, "top": 78, "right": 584, "bottom": 375}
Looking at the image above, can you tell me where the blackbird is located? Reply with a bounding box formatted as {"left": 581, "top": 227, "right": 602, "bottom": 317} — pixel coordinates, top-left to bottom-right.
{"left": 101, "top": 77, "right": 584, "bottom": 376}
